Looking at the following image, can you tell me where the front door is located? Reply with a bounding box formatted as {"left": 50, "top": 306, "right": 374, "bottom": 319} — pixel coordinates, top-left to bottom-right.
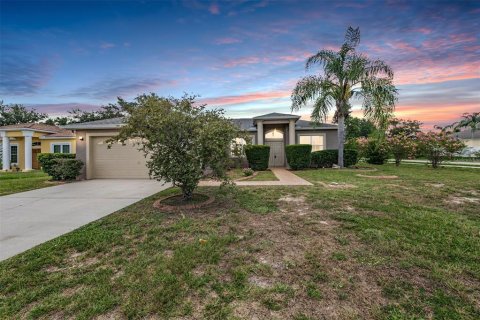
{"left": 266, "top": 141, "right": 285, "bottom": 167}
{"left": 32, "top": 149, "right": 41, "bottom": 170}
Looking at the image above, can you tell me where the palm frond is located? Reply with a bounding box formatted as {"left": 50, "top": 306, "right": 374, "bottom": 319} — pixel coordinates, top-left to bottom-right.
{"left": 305, "top": 50, "right": 338, "bottom": 70}
{"left": 345, "top": 26, "right": 360, "bottom": 48}
{"left": 291, "top": 75, "right": 333, "bottom": 111}
{"left": 361, "top": 78, "right": 398, "bottom": 128}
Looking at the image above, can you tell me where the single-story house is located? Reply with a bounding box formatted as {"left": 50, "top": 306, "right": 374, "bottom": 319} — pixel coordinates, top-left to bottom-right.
{"left": 0, "top": 113, "right": 338, "bottom": 177}
{"left": 453, "top": 128, "right": 480, "bottom": 155}
{"left": 0, "top": 123, "right": 76, "bottom": 171}
{"left": 61, "top": 112, "right": 338, "bottom": 179}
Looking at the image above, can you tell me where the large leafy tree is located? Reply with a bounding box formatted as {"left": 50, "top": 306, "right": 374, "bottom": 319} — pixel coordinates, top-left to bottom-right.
{"left": 0, "top": 101, "right": 47, "bottom": 126}
{"left": 345, "top": 116, "right": 376, "bottom": 140}
{"left": 291, "top": 27, "right": 398, "bottom": 167}
{"left": 112, "top": 94, "right": 244, "bottom": 200}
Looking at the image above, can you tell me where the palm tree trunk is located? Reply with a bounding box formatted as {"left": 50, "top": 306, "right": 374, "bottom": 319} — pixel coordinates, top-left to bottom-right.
{"left": 337, "top": 114, "right": 345, "bottom": 168}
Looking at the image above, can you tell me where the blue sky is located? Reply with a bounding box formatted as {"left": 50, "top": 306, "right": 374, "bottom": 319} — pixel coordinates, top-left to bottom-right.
{"left": 0, "top": 0, "right": 479, "bottom": 127}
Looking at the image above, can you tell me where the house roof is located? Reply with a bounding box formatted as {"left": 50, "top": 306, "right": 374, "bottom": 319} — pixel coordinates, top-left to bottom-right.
{"left": 295, "top": 119, "right": 338, "bottom": 130}
{"left": 231, "top": 118, "right": 256, "bottom": 131}
{"left": 60, "top": 113, "right": 337, "bottom": 131}
{"left": 61, "top": 117, "right": 125, "bottom": 130}
{"left": 0, "top": 123, "right": 75, "bottom": 137}
{"left": 453, "top": 129, "right": 480, "bottom": 140}
{"left": 252, "top": 112, "right": 301, "bottom": 120}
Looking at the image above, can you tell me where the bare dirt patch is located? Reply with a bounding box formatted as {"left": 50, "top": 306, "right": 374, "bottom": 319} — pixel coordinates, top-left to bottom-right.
{"left": 153, "top": 193, "right": 215, "bottom": 212}
{"left": 317, "top": 181, "right": 357, "bottom": 189}
{"left": 278, "top": 195, "right": 310, "bottom": 216}
{"left": 356, "top": 174, "right": 398, "bottom": 179}
{"left": 425, "top": 183, "right": 445, "bottom": 188}
{"left": 447, "top": 196, "right": 480, "bottom": 205}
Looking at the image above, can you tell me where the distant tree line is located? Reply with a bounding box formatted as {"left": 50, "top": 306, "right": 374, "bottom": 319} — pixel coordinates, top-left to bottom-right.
{"left": 0, "top": 101, "right": 124, "bottom": 126}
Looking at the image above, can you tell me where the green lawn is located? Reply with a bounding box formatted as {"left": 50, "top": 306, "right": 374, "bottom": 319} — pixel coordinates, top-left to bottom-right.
{"left": 1, "top": 165, "right": 479, "bottom": 319}
{"left": 0, "top": 171, "right": 54, "bottom": 196}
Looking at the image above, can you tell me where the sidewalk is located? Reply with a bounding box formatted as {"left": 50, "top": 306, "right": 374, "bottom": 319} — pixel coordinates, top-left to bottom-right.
{"left": 390, "top": 159, "right": 480, "bottom": 169}
{"left": 199, "top": 168, "right": 313, "bottom": 186}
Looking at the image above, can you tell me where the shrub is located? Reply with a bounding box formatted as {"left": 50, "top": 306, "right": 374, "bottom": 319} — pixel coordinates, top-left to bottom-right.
{"left": 311, "top": 149, "right": 358, "bottom": 168}
{"left": 285, "top": 144, "right": 312, "bottom": 170}
{"left": 245, "top": 145, "right": 270, "bottom": 171}
{"left": 242, "top": 168, "right": 254, "bottom": 176}
{"left": 417, "top": 131, "right": 466, "bottom": 168}
{"left": 50, "top": 158, "right": 84, "bottom": 181}
{"left": 38, "top": 153, "right": 76, "bottom": 176}
{"left": 363, "top": 138, "right": 389, "bottom": 165}
{"left": 387, "top": 133, "right": 417, "bottom": 166}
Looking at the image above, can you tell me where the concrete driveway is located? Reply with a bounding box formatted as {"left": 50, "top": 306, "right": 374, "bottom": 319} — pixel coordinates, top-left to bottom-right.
{"left": 0, "top": 179, "right": 171, "bottom": 261}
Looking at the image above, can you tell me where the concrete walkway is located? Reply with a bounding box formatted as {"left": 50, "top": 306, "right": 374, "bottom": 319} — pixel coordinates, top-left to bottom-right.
{"left": 199, "top": 168, "right": 313, "bottom": 186}
{"left": 0, "top": 179, "right": 170, "bottom": 261}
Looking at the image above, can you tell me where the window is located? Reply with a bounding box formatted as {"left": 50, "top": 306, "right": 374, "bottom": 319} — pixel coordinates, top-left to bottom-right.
{"left": 299, "top": 135, "right": 325, "bottom": 152}
{"left": 51, "top": 143, "right": 71, "bottom": 153}
{"left": 265, "top": 128, "right": 283, "bottom": 140}
{"left": 11, "top": 145, "right": 18, "bottom": 163}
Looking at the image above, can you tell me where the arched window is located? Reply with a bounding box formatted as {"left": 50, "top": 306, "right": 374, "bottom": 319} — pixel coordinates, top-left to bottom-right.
{"left": 265, "top": 128, "right": 284, "bottom": 140}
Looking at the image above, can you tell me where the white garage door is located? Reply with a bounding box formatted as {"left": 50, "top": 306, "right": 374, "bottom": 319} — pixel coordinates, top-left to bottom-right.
{"left": 91, "top": 137, "right": 149, "bottom": 179}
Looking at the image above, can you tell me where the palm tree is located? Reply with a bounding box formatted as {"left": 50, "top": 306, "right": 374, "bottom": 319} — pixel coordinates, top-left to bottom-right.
{"left": 291, "top": 27, "right": 398, "bottom": 167}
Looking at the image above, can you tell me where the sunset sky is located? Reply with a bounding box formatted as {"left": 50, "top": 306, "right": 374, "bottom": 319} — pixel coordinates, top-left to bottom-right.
{"left": 1, "top": 0, "right": 479, "bottom": 128}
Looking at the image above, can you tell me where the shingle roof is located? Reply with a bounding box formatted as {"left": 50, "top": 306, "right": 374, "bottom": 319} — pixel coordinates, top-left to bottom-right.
{"left": 61, "top": 117, "right": 125, "bottom": 130}
{"left": 296, "top": 119, "right": 337, "bottom": 130}
{"left": 231, "top": 118, "right": 256, "bottom": 131}
{"left": 59, "top": 114, "right": 337, "bottom": 131}
{"left": 454, "top": 129, "right": 480, "bottom": 140}
{"left": 252, "top": 112, "right": 301, "bottom": 120}
{"left": 0, "top": 123, "right": 60, "bottom": 132}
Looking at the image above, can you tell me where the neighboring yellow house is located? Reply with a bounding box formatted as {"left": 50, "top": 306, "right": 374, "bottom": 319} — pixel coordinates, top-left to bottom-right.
{"left": 0, "top": 123, "right": 76, "bottom": 171}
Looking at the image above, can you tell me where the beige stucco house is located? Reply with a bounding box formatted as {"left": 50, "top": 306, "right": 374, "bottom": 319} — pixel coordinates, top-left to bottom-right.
{"left": 62, "top": 112, "right": 338, "bottom": 180}
{"left": 0, "top": 123, "right": 76, "bottom": 171}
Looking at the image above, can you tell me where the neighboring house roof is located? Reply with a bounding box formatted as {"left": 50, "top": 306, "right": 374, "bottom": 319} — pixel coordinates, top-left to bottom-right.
{"left": 453, "top": 129, "right": 480, "bottom": 140}
{"left": 252, "top": 112, "right": 301, "bottom": 120}
{"left": 0, "top": 123, "right": 75, "bottom": 137}
{"left": 60, "top": 114, "right": 338, "bottom": 131}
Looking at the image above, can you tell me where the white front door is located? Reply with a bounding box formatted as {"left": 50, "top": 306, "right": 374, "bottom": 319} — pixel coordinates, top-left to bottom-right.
{"left": 266, "top": 141, "right": 285, "bottom": 167}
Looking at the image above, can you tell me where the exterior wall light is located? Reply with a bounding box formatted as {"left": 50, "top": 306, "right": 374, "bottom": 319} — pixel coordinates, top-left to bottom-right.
{"left": 79, "top": 136, "right": 84, "bottom": 141}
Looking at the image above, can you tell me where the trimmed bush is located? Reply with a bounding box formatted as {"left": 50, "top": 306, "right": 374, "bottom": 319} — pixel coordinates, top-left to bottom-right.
{"left": 285, "top": 144, "right": 312, "bottom": 170}
{"left": 245, "top": 145, "right": 270, "bottom": 171}
{"left": 364, "top": 139, "right": 389, "bottom": 165}
{"left": 50, "top": 158, "right": 84, "bottom": 181}
{"left": 311, "top": 149, "right": 358, "bottom": 168}
{"left": 38, "top": 153, "right": 76, "bottom": 176}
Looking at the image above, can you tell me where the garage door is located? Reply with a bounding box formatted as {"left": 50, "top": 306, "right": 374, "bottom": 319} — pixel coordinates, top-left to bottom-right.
{"left": 91, "top": 137, "right": 149, "bottom": 179}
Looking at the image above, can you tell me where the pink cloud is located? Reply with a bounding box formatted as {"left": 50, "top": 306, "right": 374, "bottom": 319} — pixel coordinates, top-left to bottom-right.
{"left": 387, "top": 41, "right": 418, "bottom": 53}
{"left": 214, "top": 37, "right": 241, "bottom": 45}
{"left": 394, "top": 61, "right": 480, "bottom": 85}
{"left": 200, "top": 90, "right": 290, "bottom": 106}
{"left": 223, "top": 56, "right": 267, "bottom": 67}
{"left": 209, "top": 4, "right": 220, "bottom": 15}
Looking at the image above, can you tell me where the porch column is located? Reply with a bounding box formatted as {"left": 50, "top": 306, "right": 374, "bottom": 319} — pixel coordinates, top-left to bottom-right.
{"left": 1, "top": 131, "right": 10, "bottom": 171}
{"left": 257, "top": 120, "right": 264, "bottom": 145}
{"left": 289, "top": 119, "right": 296, "bottom": 145}
{"left": 22, "top": 130, "right": 33, "bottom": 171}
